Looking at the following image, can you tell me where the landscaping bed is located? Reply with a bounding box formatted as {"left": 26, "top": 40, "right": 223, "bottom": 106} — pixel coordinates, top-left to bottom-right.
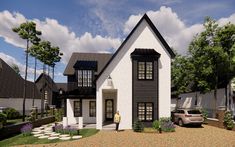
{"left": 0, "top": 126, "right": 99, "bottom": 147}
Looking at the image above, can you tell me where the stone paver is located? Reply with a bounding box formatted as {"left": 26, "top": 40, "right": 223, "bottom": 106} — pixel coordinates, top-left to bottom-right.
{"left": 23, "top": 125, "right": 235, "bottom": 147}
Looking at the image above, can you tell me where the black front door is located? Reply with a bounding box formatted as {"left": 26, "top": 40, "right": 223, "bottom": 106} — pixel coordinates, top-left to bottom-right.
{"left": 105, "top": 99, "right": 113, "bottom": 121}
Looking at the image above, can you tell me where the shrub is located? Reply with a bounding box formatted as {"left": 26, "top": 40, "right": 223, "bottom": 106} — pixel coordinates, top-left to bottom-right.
{"left": 21, "top": 123, "right": 33, "bottom": 136}
{"left": 160, "top": 118, "right": 175, "bottom": 132}
{"left": 0, "top": 112, "right": 7, "bottom": 125}
{"left": 26, "top": 110, "right": 36, "bottom": 122}
{"left": 152, "top": 120, "right": 161, "bottom": 130}
{"left": 224, "top": 111, "right": 234, "bottom": 130}
{"left": 55, "top": 109, "right": 63, "bottom": 122}
{"left": 3, "top": 108, "right": 20, "bottom": 119}
{"left": 54, "top": 124, "right": 79, "bottom": 135}
{"left": 133, "top": 120, "right": 144, "bottom": 132}
{"left": 200, "top": 109, "right": 208, "bottom": 121}
{"left": 54, "top": 124, "right": 63, "bottom": 133}
{"left": 152, "top": 117, "right": 175, "bottom": 132}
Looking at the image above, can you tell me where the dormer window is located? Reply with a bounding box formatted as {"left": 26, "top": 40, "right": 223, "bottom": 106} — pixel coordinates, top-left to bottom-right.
{"left": 74, "top": 60, "right": 97, "bottom": 87}
{"left": 78, "top": 70, "right": 92, "bottom": 87}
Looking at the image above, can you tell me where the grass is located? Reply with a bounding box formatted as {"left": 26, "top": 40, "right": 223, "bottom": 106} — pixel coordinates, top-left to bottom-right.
{"left": 143, "top": 128, "right": 158, "bottom": 133}
{"left": 0, "top": 128, "right": 99, "bottom": 147}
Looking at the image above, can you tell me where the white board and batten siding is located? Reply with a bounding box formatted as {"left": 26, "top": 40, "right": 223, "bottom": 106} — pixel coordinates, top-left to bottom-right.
{"left": 66, "top": 99, "right": 96, "bottom": 125}
{"left": 96, "top": 19, "right": 171, "bottom": 129}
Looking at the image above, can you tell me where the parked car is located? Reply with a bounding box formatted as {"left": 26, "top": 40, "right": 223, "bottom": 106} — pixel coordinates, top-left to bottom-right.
{"left": 171, "top": 109, "right": 204, "bottom": 126}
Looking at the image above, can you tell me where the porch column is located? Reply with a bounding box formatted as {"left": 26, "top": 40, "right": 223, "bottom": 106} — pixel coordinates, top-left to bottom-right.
{"left": 96, "top": 90, "right": 103, "bottom": 129}
{"left": 64, "top": 98, "right": 67, "bottom": 117}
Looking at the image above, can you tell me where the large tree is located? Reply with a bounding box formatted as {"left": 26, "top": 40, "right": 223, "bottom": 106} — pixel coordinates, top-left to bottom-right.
{"left": 188, "top": 17, "right": 234, "bottom": 116}
{"left": 13, "top": 21, "right": 41, "bottom": 121}
{"left": 30, "top": 41, "right": 62, "bottom": 116}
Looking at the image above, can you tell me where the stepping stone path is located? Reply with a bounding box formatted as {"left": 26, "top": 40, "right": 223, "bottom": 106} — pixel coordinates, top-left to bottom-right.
{"left": 48, "top": 136, "right": 59, "bottom": 140}
{"left": 72, "top": 135, "right": 82, "bottom": 139}
{"left": 38, "top": 135, "right": 49, "bottom": 139}
{"left": 32, "top": 124, "right": 82, "bottom": 141}
{"left": 60, "top": 134, "right": 70, "bottom": 137}
{"left": 34, "top": 134, "right": 44, "bottom": 137}
{"left": 60, "top": 137, "right": 71, "bottom": 140}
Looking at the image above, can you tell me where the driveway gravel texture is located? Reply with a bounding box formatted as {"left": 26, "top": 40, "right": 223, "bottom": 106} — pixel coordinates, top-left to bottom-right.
{"left": 16, "top": 125, "right": 235, "bottom": 147}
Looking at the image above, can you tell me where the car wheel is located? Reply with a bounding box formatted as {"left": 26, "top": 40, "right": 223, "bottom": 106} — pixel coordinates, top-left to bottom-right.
{"left": 178, "top": 119, "right": 184, "bottom": 127}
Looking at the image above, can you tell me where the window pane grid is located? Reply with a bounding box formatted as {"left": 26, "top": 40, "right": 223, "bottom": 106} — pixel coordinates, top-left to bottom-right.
{"left": 74, "top": 101, "right": 81, "bottom": 117}
{"left": 138, "top": 62, "right": 153, "bottom": 80}
{"left": 78, "top": 70, "right": 93, "bottom": 87}
{"left": 89, "top": 101, "right": 96, "bottom": 117}
{"left": 138, "top": 102, "right": 153, "bottom": 121}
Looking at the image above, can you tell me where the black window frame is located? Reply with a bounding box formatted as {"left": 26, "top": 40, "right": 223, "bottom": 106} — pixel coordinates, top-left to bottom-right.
{"left": 137, "top": 102, "right": 154, "bottom": 122}
{"left": 77, "top": 70, "right": 93, "bottom": 87}
{"left": 89, "top": 101, "right": 96, "bottom": 117}
{"left": 74, "top": 100, "right": 82, "bottom": 117}
{"left": 137, "top": 61, "right": 154, "bottom": 80}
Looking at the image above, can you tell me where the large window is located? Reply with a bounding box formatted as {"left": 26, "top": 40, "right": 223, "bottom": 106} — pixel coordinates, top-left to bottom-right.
{"left": 138, "top": 62, "right": 153, "bottom": 80}
{"left": 137, "top": 102, "right": 153, "bottom": 121}
{"left": 78, "top": 70, "right": 93, "bottom": 87}
{"left": 89, "top": 101, "right": 96, "bottom": 117}
{"left": 74, "top": 100, "right": 81, "bottom": 117}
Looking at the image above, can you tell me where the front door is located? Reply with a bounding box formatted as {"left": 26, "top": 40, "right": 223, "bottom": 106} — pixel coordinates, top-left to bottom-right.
{"left": 105, "top": 99, "right": 113, "bottom": 121}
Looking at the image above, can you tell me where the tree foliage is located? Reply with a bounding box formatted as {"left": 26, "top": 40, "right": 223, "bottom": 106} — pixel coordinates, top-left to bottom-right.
{"left": 171, "top": 54, "right": 194, "bottom": 96}
{"left": 172, "top": 17, "right": 235, "bottom": 113}
{"left": 12, "top": 21, "right": 41, "bottom": 121}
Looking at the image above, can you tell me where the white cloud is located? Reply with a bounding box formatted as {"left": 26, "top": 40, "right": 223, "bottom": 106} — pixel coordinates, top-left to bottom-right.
{"left": 0, "top": 52, "right": 43, "bottom": 78}
{"left": 218, "top": 13, "right": 235, "bottom": 26}
{"left": 124, "top": 6, "right": 204, "bottom": 54}
{"left": 124, "top": 6, "right": 235, "bottom": 55}
{"left": 0, "top": 10, "right": 121, "bottom": 64}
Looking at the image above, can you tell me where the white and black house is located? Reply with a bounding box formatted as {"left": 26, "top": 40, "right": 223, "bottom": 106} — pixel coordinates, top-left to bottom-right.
{"left": 62, "top": 14, "right": 175, "bottom": 129}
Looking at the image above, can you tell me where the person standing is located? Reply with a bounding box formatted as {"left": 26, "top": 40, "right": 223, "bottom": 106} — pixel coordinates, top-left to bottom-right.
{"left": 114, "top": 111, "right": 121, "bottom": 132}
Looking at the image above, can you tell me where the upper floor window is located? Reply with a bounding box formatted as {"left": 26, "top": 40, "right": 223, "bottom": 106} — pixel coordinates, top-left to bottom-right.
{"left": 138, "top": 62, "right": 153, "bottom": 80}
{"left": 78, "top": 70, "right": 92, "bottom": 87}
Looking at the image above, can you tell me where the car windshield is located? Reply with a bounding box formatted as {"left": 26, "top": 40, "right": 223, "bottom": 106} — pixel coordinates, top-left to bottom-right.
{"left": 187, "top": 110, "right": 201, "bottom": 114}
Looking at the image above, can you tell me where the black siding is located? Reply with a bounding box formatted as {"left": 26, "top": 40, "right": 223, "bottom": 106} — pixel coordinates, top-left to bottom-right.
{"left": 132, "top": 59, "right": 159, "bottom": 127}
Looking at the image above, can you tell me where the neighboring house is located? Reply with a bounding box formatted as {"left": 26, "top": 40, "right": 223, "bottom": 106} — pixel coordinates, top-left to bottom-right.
{"left": 62, "top": 14, "right": 175, "bottom": 129}
{"left": 0, "top": 58, "right": 41, "bottom": 114}
{"left": 174, "top": 86, "right": 235, "bottom": 118}
{"left": 35, "top": 73, "right": 60, "bottom": 108}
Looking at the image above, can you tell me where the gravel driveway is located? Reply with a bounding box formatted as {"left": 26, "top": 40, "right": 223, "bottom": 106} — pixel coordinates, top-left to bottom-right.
{"left": 18, "top": 125, "right": 235, "bottom": 147}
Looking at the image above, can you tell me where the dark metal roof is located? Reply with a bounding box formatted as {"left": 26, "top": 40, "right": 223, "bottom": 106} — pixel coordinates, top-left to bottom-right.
{"left": 73, "top": 61, "right": 97, "bottom": 71}
{"left": 64, "top": 53, "right": 112, "bottom": 75}
{"left": 131, "top": 48, "right": 161, "bottom": 56}
{"left": 131, "top": 49, "right": 161, "bottom": 60}
{"left": 35, "top": 73, "right": 58, "bottom": 92}
{"left": 56, "top": 83, "right": 67, "bottom": 92}
{"left": 0, "top": 58, "right": 40, "bottom": 99}
{"left": 96, "top": 14, "right": 175, "bottom": 80}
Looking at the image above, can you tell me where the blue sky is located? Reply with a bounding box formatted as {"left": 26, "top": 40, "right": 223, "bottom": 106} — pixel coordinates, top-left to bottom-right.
{"left": 0, "top": 0, "right": 235, "bottom": 83}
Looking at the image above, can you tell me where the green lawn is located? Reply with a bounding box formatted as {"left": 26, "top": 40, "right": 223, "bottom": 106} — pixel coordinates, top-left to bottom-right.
{"left": 0, "top": 128, "right": 99, "bottom": 147}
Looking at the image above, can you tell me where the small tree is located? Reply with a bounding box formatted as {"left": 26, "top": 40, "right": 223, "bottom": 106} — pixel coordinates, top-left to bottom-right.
{"left": 12, "top": 21, "right": 41, "bottom": 121}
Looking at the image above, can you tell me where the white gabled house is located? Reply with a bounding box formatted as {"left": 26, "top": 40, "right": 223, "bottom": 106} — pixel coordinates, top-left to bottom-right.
{"left": 62, "top": 14, "right": 175, "bottom": 130}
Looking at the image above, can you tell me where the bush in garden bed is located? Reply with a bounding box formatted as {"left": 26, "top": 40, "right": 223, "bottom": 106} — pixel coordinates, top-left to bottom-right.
{"left": 3, "top": 108, "right": 20, "bottom": 119}
{"left": 54, "top": 124, "right": 79, "bottom": 136}
{"left": 21, "top": 123, "right": 33, "bottom": 136}
{"left": 133, "top": 120, "right": 144, "bottom": 132}
{"left": 224, "top": 111, "right": 234, "bottom": 130}
{"left": 153, "top": 117, "right": 175, "bottom": 133}
{"left": 0, "top": 113, "right": 7, "bottom": 126}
